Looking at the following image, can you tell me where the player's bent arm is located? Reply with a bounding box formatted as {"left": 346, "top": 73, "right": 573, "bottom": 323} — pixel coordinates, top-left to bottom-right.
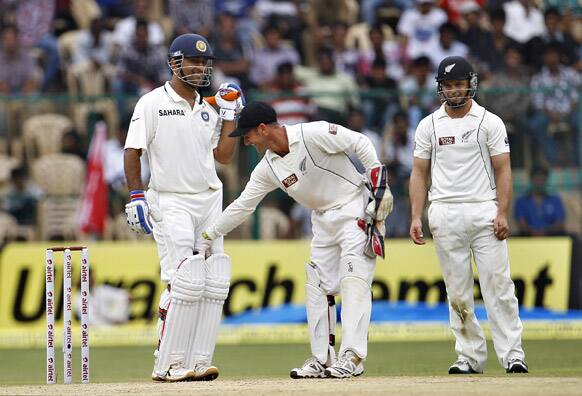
{"left": 124, "top": 148, "right": 144, "bottom": 191}
{"left": 209, "top": 161, "right": 279, "bottom": 237}
{"left": 409, "top": 157, "right": 431, "bottom": 221}
{"left": 491, "top": 153, "right": 512, "bottom": 217}
{"left": 213, "top": 119, "right": 237, "bottom": 164}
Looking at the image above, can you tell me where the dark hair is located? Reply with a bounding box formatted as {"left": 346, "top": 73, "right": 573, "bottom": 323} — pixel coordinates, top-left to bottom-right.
{"left": 371, "top": 58, "right": 386, "bottom": 69}
{"left": 530, "top": 166, "right": 549, "bottom": 179}
{"left": 439, "top": 22, "right": 458, "bottom": 35}
{"left": 10, "top": 167, "right": 27, "bottom": 180}
{"left": 277, "top": 61, "right": 294, "bottom": 74}
{"left": 489, "top": 8, "right": 506, "bottom": 22}
{"left": 544, "top": 7, "right": 561, "bottom": 18}
{"left": 262, "top": 24, "right": 280, "bottom": 36}
{"left": 135, "top": 19, "right": 148, "bottom": 31}
{"left": 1, "top": 24, "right": 18, "bottom": 35}
{"left": 413, "top": 56, "right": 431, "bottom": 68}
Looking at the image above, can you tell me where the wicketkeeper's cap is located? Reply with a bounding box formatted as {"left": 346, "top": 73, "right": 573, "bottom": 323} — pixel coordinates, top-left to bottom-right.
{"left": 229, "top": 101, "right": 278, "bottom": 137}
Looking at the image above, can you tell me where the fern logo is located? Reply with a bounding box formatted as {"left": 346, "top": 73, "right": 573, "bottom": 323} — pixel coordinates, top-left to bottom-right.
{"left": 444, "top": 63, "right": 456, "bottom": 74}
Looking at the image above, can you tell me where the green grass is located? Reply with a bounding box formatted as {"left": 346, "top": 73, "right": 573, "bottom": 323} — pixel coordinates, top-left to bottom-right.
{"left": 1, "top": 340, "right": 581, "bottom": 385}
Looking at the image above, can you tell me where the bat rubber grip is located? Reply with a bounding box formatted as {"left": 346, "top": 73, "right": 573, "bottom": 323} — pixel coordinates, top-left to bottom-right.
{"left": 204, "top": 91, "right": 240, "bottom": 105}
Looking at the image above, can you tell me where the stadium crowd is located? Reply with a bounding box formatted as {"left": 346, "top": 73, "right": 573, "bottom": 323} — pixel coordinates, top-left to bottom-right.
{"left": 0, "top": 0, "right": 580, "bottom": 242}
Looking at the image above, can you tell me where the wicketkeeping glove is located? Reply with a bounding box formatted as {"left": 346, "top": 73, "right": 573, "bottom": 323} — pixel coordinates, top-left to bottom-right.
{"left": 215, "top": 82, "right": 246, "bottom": 121}
{"left": 125, "top": 190, "right": 153, "bottom": 235}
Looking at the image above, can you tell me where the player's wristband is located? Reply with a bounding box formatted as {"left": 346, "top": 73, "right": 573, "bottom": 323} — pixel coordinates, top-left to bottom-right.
{"left": 219, "top": 108, "right": 236, "bottom": 121}
{"left": 130, "top": 190, "right": 146, "bottom": 201}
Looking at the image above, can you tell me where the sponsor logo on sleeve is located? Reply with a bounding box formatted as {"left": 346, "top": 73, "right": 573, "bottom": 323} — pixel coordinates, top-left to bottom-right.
{"left": 438, "top": 136, "right": 455, "bottom": 146}
{"left": 282, "top": 173, "right": 299, "bottom": 188}
{"left": 329, "top": 124, "right": 338, "bottom": 135}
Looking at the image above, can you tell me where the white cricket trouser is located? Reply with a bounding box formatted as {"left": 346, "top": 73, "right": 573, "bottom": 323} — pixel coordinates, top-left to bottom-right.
{"left": 428, "top": 200, "right": 525, "bottom": 370}
{"left": 147, "top": 188, "right": 224, "bottom": 283}
{"left": 310, "top": 192, "right": 376, "bottom": 359}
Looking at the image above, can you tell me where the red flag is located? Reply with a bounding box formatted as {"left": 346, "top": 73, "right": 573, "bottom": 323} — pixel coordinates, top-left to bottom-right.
{"left": 79, "top": 121, "right": 108, "bottom": 236}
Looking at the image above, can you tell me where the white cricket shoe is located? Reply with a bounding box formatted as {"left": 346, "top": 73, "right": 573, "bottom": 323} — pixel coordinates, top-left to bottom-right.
{"left": 290, "top": 356, "right": 328, "bottom": 379}
{"left": 151, "top": 364, "right": 196, "bottom": 382}
{"left": 193, "top": 364, "right": 219, "bottom": 381}
{"left": 448, "top": 359, "right": 482, "bottom": 374}
{"left": 324, "top": 350, "right": 364, "bottom": 378}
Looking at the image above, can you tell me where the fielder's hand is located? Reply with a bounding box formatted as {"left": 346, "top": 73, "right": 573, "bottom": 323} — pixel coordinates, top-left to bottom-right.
{"left": 215, "top": 82, "right": 245, "bottom": 121}
{"left": 409, "top": 218, "right": 425, "bottom": 245}
{"left": 125, "top": 190, "right": 153, "bottom": 234}
{"left": 493, "top": 213, "right": 510, "bottom": 240}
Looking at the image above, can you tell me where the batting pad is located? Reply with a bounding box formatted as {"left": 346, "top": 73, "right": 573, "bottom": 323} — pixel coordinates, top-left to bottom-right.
{"left": 154, "top": 255, "right": 205, "bottom": 376}
{"left": 188, "top": 254, "right": 231, "bottom": 367}
{"left": 305, "top": 263, "right": 337, "bottom": 366}
{"left": 339, "top": 275, "right": 371, "bottom": 360}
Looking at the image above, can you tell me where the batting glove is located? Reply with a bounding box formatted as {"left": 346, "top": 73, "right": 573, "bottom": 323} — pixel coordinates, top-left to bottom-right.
{"left": 215, "top": 82, "right": 245, "bottom": 121}
{"left": 199, "top": 228, "right": 220, "bottom": 255}
{"left": 125, "top": 190, "right": 153, "bottom": 235}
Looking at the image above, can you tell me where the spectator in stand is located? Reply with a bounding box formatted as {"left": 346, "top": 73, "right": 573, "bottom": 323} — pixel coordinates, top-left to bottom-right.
{"left": 381, "top": 111, "right": 414, "bottom": 180}
{"left": 215, "top": 0, "right": 259, "bottom": 50}
{"left": 330, "top": 23, "right": 359, "bottom": 79}
{"left": 529, "top": 44, "right": 580, "bottom": 166}
{"left": 428, "top": 22, "right": 469, "bottom": 69}
{"left": 73, "top": 17, "right": 115, "bottom": 68}
{"left": 2, "top": 167, "right": 42, "bottom": 226}
{"left": 265, "top": 62, "right": 315, "bottom": 125}
{"left": 61, "top": 129, "right": 86, "bottom": 160}
{"left": 478, "top": 8, "right": 521, "bottom": 73}
{"left": 440, "top": 0, "right": 486, "bottom": 26}
{"left": 11, "top": 0, "right": 60, "bottom": 91}
{"left": 514, "top": 166, "right": 566, "bottom": 236}
{"left": 361, "top": 58, "right": 399, "bottom": 132}
{"left": 396, "top": 0, "right": 447, "bottom": 60}
{"left": 211, "top": 12, "right": 252, "bottom": 89}
{"left": 0, "top": 25, "right": 38, "bottom": 95}
{"left": 289, "top": 202, "right": 313, "bottom": 238}
{"left": 503, "top": 0, "right": 545, "bottom": 44}
{"left": 168, "top": 0, "right": 214, "bottom": 38}
{"left": 112, "top": 0, "right": 165, "bottom": 50}
{"left": 96, "top": 0, "right": 133, "bottom": 18}
{"left": 345, "top": 108, "right": 381, "bottom": 173}
{"left": 113, "top": 20, "right": 167, "bottom": 119}
{"left": 294, "top": 47, "right": 358, "bottom": 125}
{"left": 399, "top": 55, "right": 438, "bottom": 128}
{"left": 459, "top": 2, "right": 492, "bottom": 67}
{"left": 484, "top": 46, "right": 530, "bottom": 168}
{"left": 524, "top": 7, "right": 579, "bottom": 70}
{"left": 104, "top": 118, "right": 150, "bottom": 217}
{"left": 357, "top": 24, "right": 407, "bottom": 83}
{"left": 249, "top": 24, "right": 300, "bottom": 88}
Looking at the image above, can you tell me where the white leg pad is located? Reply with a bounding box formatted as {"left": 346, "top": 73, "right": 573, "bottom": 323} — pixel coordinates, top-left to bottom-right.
{"left": 305, "top": 263, "right": 337, "bottom": 366}
{"left": 154, "top": 255, "right": 205, "bottom": 377}
{"left": 339, "top": 274, "right": 371, "bottom": 360}
{"left": 188, "top": 253, "right": 231, "bottom": 367}
{"left": 155, "top": 287, "right": 171, "bottom": 350}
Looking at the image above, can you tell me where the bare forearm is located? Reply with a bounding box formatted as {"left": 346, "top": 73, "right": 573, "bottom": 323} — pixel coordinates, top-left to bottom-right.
{"left": 495, "top": 165, "right": 512, "bottom": 216}
{"left": 124, "top": 149, "right": 143, "bottom": 191}
{"left": 214, "top": 120, "right": 237, "bottom": 164}
{"left": 409, "top": 169, "right": 428, "bottom": 220}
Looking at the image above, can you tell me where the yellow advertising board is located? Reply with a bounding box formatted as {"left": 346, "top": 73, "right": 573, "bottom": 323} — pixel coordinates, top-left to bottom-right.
{"left": 0, "top": 237, "right": 573, "bottom": 332}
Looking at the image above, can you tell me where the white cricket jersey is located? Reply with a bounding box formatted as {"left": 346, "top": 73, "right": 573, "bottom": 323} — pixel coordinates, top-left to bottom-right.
{"left": 124, "top": 82, "right": 222, "bottom": 193}
{"left": 413, "top": 100, "right": 510, "bottom": 203}
{"left": 212, "top": 121, "right": 381, "bottom": 236}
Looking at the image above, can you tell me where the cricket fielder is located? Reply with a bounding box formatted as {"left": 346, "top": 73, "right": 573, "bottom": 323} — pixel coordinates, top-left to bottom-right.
{"left": 124, "top": 33, "right": 245, "bottom": 382}
{"left": 409, "top": 56, "right": 528, "bottom": 374}
{"left": 200, "top": 101, "right": 393, "bottom": 378}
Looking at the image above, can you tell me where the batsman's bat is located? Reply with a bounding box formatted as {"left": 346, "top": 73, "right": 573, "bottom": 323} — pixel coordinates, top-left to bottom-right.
{"left": 204, "top": 91, "right": 240, "bottom": 105}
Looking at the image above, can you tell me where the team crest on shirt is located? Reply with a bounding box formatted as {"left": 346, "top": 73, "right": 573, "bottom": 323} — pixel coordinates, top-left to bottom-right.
{"left": 201, "top": 111, "right": 209, "bottom": 121}
{"left": 329, "top": 124, "right": 338, "bottom": 135}
{"left": 299, "top": 157, "right": 307, "bottom": 175}
{"left": 439, "top": 136, "right": 455, "bottom": 145}
{"left": 461, "top": 129, "right": 475, "bottom": 143}
{"left": 282, "top": 173, "right": 298, "bottom": 188}
{"left": 159, "top": 108, "right": 186, "bottom": 116}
